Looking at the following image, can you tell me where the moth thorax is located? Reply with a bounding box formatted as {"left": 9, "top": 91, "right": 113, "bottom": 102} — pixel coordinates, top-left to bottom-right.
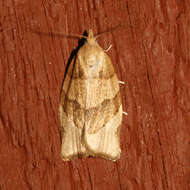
{"left": 86, "top": 54, "right": 101, "bottom": 67}
{"left": 84, "top": 46, "right": 101, "bottom": 66}
{"left": 87, "top": 38, "right": 96, "bottom": 45}
{"left": 86, "top": 56, "right": 102, "bottom": 77}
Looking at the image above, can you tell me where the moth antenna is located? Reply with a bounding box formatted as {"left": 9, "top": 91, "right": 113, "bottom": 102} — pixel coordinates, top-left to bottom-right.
{"left": 31, "top": 29, "right": 87, "bottom": 39}
{"left": 95, "top": 31, "right": 111, "bottom": 40}
{"left": 50, "top": 31, "right": 87, "bottom": 39}
{"left": 61, "top": 33, "right": 87, "bottom": 39}
{"left": 95, "top": 24, "right": 127, "bottom": 40}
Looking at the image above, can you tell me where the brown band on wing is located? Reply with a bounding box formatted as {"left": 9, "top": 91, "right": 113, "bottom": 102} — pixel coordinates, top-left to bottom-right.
{"left": 60, "top": 90, "right": 121, "bottom": 131}
{"left": 85, "top": 91, "right": 121, "bottom": 133}
{"left": 67, "top": 68, "right": 116, "bottom": 79}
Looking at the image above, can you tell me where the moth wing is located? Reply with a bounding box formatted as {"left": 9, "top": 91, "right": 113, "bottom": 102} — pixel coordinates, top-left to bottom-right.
{"left": 59, "top": 108, "right": 87, "bottom": 160}
{"left": 84, "top": 52, "right": 123, "bottom": 160}
{"left": 59, "top": 58, "right": 87, "bottom": 160}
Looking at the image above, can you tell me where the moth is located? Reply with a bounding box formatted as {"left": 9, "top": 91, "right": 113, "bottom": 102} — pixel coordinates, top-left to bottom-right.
{"left": 59, "top": 29, "right": 123, "bottom": 161}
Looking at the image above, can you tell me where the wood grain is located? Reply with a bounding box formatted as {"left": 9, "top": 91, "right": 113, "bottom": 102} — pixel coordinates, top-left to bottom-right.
{"left": 0, "top": 0, "right": 189, "bottom": 189}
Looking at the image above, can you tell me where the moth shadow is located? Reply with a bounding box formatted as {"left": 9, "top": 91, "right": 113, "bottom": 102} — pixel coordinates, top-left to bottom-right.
{"left": 62, "top": 30, "right": 88, "bottom": 83}
{"left": 59, "top": 31, "right": 88, "bottom": 142}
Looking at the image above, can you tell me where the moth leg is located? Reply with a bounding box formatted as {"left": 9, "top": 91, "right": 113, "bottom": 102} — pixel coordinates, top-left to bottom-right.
{"left": 104, "top": 44, "right": 112, "bottom": 52}
{"left": 123, "top": 111, "right": 128, "bottom": 115}
{"left": 118, "top": 81, "right": 125, "bottom": 85}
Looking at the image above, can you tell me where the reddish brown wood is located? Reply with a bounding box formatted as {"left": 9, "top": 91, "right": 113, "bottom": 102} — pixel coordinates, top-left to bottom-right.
{"left": 0, "top": 0, "right": 189, "bottom": 189}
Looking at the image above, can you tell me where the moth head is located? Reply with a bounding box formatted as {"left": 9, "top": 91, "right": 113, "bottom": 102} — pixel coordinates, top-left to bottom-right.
{"left": 87, "top": 29, "right": 96, "bottom": 45}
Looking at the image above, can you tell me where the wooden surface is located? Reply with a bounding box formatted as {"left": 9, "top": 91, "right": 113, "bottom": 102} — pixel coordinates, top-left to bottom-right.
{"left": 0, "top": 0, "right": 189, "bottom": 189}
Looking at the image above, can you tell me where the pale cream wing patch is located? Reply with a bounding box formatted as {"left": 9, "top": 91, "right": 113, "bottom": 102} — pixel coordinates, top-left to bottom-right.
{"left": 84, "top": 106, "right": 122, "bottom": 160}
{"left": 59, "top": 108, "right": 88, "bottom": 160}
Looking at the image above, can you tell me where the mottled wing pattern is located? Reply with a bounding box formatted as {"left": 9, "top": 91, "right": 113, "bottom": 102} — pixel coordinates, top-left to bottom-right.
{"left": 59, "top": 57, "right": 87, "bottom": 160}
{"left": 81, "top": 47, "right": 122, "bottom": 160}
{"left": 84, "top": 52, "right": 122, "bottom": 133}
{"left": 60, "top": 35, "right": 122, "bottom": 161}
